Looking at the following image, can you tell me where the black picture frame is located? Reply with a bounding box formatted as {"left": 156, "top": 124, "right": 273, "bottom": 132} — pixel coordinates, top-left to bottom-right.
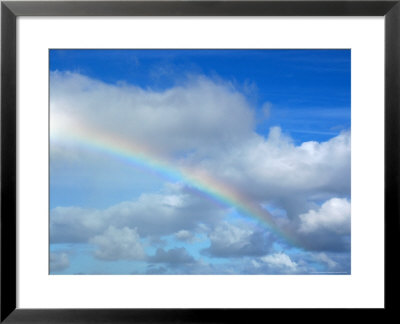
{"left": 1, "top": 0, "right": 399, "bottom": 322}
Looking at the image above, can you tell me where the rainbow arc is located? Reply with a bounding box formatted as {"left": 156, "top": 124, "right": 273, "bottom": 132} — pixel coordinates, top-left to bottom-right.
{"left": 50, "top": 116, "right": 301, "bottom": 248}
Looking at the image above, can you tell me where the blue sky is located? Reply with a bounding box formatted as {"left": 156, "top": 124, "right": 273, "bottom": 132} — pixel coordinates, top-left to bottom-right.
{"left": 49, "top": 49, "right": 351, "bottom": 274}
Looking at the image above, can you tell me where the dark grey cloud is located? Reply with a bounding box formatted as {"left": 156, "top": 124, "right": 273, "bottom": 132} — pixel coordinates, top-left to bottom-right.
{"left": 202, "top": 222, "right": 273, "bottom": 258}
{"left": 297, "top": 231, "right": 350, "bottom": 252}
{"left": 149, "top": 247, "right": 195, "bottom": 266}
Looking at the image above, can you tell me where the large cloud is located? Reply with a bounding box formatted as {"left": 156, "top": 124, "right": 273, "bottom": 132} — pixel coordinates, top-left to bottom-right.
{"left": 50, "top": 72, "right": 350, "bottom": 221}
{"left": 187, "top": 127, "right": 350, "bottom": 220}
{"left": 50, "top": 72, "right": 351, "bottom": 269}
{"left": 50, "top": 71, "right": 255, "bottom": 157}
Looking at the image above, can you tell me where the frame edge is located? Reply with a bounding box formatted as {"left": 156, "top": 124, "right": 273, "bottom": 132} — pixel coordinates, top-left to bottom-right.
{"left": 1, "top": 0, "right": 399, "bottom": 322}
{"left": 1, "top": 1, "right": 16, "bottom": 322}
{"left": 2, "top": 0, "right": 399, "bottom": 16}
{"left": 384, "top": 0, "right": 400, "bottom": 313}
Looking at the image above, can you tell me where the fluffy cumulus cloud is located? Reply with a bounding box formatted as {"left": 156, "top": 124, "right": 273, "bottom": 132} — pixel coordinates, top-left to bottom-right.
{"left": 202, "top": 221, "right": 273, "bottom": 258}
{"left": 189, "top": 127, "right": 350, "bottom": 220}
{"left": 50, "top": 72, "right": 255, "bottom": 158}
{"left": 294, "top": 198, "right": 351, "bottom": 252}
{"left": 51, "top": 72, "right": 350, "bottom": 210}
{"left": 299, "top": 198, "right": 350, "bottom": 235}
{"left": 89, "top": 226, "right": 145, "bottom": 261}
{"left": 244, "top": 250, "right": 350, "bottom": 274}
{"left": 50, "top": 72, "right": 351, "bottom": 274}
{"left": 260, "top": 253, "right": 298, "bottom": 272}
{"left": 246, "top": 252, "right": 300, "bottom": 274}
{"left": 50, "top": 185, "right": 226, "bottom": 244}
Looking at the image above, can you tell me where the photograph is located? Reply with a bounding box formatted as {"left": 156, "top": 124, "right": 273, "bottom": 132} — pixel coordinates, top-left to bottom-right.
{"left": 49, "top": 49, "right": 351, "bottom": 275}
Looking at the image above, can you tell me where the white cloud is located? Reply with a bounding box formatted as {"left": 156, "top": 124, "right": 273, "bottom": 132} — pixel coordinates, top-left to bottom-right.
{"left": 50, "top": 185, "right": 226, "bottom": 244}
{"left": 50, "top": 72, "right": 255, "bottom": 158}
{"left": 50, "top": 72, "right": 351, "bottom": 260}
{"left": 191, "top": 127, "right": 350, "bottom": 220}
{"left": 50, "top": 252, "right": 70, "bottom": 272}
{"left": 299, "top": 198, "right": 350, "bottom": 234}
{"left": 210, "top": 222, "right": 253, "bottom": 247}
{"left": 260, "top": 253, "right": 298, "bottom": 272}
{"left": 89, "top": 226, "right": 145, "bottom": 261}
{"left": 291, "top": 198, "right": 351, "bottom": 252}
{"left": 174, "top": 230, "right": 195, "bottom": 243}
{"left": 51, "top": 72, "right": 350, "bottom": 222}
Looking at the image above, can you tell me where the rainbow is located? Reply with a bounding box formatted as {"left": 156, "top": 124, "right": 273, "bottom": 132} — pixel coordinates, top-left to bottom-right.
{"left": 50, "top": 115, "right": 301, "bottom": 248}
